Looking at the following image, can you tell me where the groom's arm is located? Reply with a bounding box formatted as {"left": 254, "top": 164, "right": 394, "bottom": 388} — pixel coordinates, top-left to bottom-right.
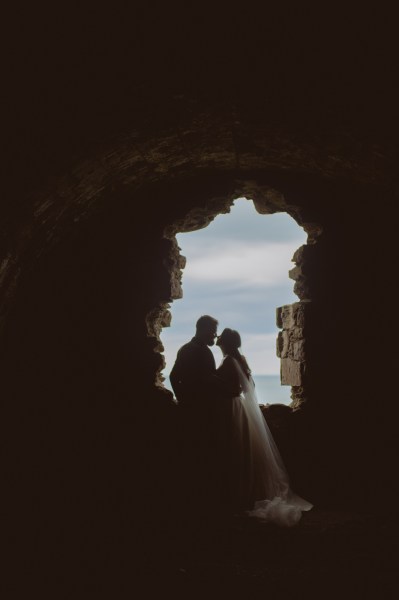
{"left": 204, "top": 372, "right": 239, "bottom": 398}
{"left": 170, "top": 344, "right": 202, "bottom": 399}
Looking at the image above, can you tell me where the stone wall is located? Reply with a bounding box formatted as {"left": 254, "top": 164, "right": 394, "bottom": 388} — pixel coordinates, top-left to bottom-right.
{"left": 277, "top": 301, "right": 311, "bottom": 408}
{"left": 2, "top": 11, "right": 399, "bottom": 588}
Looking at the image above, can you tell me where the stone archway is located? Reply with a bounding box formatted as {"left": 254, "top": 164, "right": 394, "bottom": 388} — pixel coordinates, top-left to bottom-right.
{"left": 147, "top": 186, "right": 322, "bottom": 411}
{"left": 0, "top": 112, "right": 397, "bottom": 518}
{"left": 3, "top": 12, "right": 399, "bottom": 591}
{"left": 0, "top": 106, "right": 390, "bottom": 335}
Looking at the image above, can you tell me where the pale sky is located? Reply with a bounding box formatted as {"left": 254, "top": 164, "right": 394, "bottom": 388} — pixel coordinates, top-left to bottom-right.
{"left": 160, "top": 198, "right": 307, "bottom": 376}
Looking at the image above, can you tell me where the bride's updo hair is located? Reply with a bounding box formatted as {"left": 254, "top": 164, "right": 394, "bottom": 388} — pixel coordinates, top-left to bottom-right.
{"left": 218, "top": 328, "right": 241, "bottom": 354}
{"left": 219, "top": 328, "right": 251, "bottom": 378}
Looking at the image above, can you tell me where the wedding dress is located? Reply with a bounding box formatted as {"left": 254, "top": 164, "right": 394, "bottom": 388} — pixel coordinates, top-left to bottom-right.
{"left": 226, "top": 357, "right": 313, "bottom": 527}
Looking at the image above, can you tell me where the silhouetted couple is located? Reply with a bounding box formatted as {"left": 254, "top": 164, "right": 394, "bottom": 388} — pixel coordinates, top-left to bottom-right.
{"left": 170, "top": 315, "right": 313, "bottom": 526}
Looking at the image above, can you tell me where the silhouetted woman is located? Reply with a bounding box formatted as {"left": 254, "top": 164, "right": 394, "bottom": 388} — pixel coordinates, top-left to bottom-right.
{"left": 216, "top": 328, "right": 313, "bottom": 526}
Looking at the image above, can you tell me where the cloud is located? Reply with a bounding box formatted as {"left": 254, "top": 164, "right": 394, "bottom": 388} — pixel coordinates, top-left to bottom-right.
{"left": 230, "top": 332, "right": 281, "bottom": 375}
{"left": 178, "top": 199, "right": 306, "bottom": 244}
{"left": 179, "top": 240, "right": 299, "bottom": 287}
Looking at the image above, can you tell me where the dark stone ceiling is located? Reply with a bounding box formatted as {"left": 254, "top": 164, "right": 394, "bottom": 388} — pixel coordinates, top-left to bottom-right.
{"left": 3, "top": 6, "right": 398, "bottom": 205}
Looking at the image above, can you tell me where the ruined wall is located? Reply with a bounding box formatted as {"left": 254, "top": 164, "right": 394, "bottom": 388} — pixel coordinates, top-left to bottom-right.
{"left": 1, "top": 166, "right": 397, "bottom": 510}
{"left": 277, "top": 301, "right": 310, "bottom": 407}
{"left": 2, "top": 13, "right": 399, "bottom": 584}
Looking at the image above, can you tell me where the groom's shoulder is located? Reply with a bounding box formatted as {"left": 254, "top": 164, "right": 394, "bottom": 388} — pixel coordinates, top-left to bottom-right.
{"left": 178, "top": 337, "right": 207, "bottom": 356}
{"left": 177, "top": 338, "right": 196, "bottom": 355}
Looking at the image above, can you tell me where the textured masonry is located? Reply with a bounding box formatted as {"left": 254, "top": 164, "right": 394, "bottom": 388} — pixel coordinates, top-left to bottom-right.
{"left": 276, "top": 301, "right": 311, "bottom": 405}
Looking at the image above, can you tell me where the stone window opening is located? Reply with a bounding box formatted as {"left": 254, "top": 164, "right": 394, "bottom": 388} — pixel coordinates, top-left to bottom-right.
{"left": 147, "top": 188, "right": 322, "bottom": 411}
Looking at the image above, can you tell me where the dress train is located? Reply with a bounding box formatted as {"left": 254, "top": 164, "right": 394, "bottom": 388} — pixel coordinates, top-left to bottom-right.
{"left": 229, "top": 358, "right": 313, "bottom": 527}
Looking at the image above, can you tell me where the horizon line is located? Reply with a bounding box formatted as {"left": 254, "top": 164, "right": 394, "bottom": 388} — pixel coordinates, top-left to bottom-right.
{"left": 163, "top": 373, "right": 282, "bottom": 378}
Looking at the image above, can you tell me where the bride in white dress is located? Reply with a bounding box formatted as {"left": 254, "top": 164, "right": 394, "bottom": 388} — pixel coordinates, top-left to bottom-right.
{"left": 215, "top": 328, "right": 313, "bottom": 527}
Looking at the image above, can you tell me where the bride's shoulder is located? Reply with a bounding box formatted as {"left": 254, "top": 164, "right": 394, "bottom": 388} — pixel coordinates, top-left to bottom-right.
{"left": 223, "top": 355, "right": 239, "bottom": 368}
{"left": 223, "top": 355, "right": 234, "bottom": 363}
{"left": 223, "top": 355, "right": 241, "bottom": 375}
{"left": 219, "top": 355, "right": 236, "bottom": 372}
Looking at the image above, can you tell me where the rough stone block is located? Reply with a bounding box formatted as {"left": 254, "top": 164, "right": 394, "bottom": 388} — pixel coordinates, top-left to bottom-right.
{"left": 160, "top": 308, "right": 172, "bottom": 328}
{"left": 293, "top": 280, "right": 311, "bottom": 302}
{"left": 170, "top": 276, "right": 183, "bottom": 299}
{"left": 276, "top": 306, "right": 283, "bottom": 329}
{"left": 291, "top": 339, "right": 305, "bottom": 361}
{"left": 292, "top": 244, "right": 306, "bottom": 264}
{"left": 292, "top": 241, "right": 320, "bottom": 265}
{"left": 290, "top": 326, "right": 305, "bottom": 341}
{"left": 288, "top": 265, "right": 304, "bottom": 281}
{"left": 295, "top": 304, "right": 307, "bottom": 328}
{"left": 281, "top": 357, "right": 302, "bottom": 386}
{"left": 277, "top": 303, "right": 297, "bottom": 329}
{"left": 278, "top": 301, "right": 311, "bottom": 329}
{"left": 276, "top": 305, "right": 292, "bottom": 329}
{"left": 276, "top": 330, "right": 289, "bottom": 358}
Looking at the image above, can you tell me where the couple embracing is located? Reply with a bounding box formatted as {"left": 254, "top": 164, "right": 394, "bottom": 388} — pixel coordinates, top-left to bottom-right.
{"left": 170, "top": 315, "right": 313, "bottom": 526}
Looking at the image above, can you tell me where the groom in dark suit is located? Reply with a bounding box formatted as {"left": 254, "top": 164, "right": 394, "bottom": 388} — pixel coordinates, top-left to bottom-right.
{"left": 170, "top": 315, "right": 229, "bottom": 511}
{"left": 170, "top": 315, "right": 221, "bottom": 406}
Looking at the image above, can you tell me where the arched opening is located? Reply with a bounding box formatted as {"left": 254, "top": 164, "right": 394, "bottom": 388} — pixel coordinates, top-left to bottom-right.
{"left": 160, "top": 197, "right": 307, "bottom": 406}
{"left": 1, "top": 149, "right": 392, "bottom": 531}
{"left": 1, "top": 160, "right": 396, "bottom": 592}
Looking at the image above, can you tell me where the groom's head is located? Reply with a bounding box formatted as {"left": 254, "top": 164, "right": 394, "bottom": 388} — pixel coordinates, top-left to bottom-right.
{"left": 196, "top": 315, "right": 218, "bottom": 346}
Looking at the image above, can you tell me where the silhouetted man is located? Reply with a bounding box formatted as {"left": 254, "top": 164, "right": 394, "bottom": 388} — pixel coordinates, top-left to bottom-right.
{"left": 169, "top": 315, "right": 228, "bottom": 512}
{"left": 170, "top": 315, "right": 220, "bottom": 406}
